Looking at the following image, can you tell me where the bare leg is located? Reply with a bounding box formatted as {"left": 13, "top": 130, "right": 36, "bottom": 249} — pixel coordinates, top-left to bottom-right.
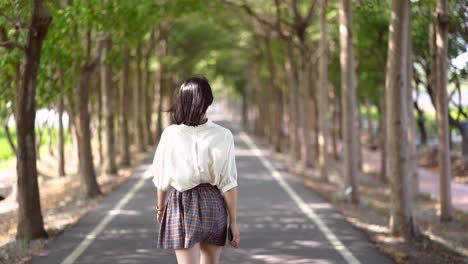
{"left": 175, "top": 243, "right": 201, "bottom": 264}
{"left": 200, "top": 243, "right": 223, "bottom": 264}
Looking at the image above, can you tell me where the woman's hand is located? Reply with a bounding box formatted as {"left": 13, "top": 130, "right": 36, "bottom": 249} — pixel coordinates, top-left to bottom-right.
{"left": 156, "top": 189, "right": 167, "bottom": 224}
{"left": 156, "top": 204, "right": 165, "bottom": 224}
{"left": 157, "top": 211, "right": 164, "bottom": 224}
{"left": 229, "top": 222, "right": 240, "bottom": 248}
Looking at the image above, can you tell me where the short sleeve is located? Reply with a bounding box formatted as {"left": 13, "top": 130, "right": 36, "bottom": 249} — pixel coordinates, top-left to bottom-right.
{"left": 219, "top": 131, "right": 238, "bottom": 193}
{"left": 150, "top": 129, "right": 171, "bottom": 191}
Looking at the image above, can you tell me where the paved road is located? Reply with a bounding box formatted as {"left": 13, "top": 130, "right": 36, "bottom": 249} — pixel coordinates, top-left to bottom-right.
{"left": 29, "top": 115, "right": 394, "bottom": 264}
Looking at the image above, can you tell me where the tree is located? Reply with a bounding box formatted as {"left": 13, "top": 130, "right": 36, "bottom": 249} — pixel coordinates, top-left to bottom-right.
{"left": 100, "top": 36, "right": 118, "bottom": 175}
{"left": 71, "top": 37, "right": 103, "bottom": 198}
{"left": 435, "top": 0, "right": 453, "bottom": 221}
{"left": 385, "top": 0, "right": 417, "bottom": 239}
{"left": 318, "top": 0, "right": 330, "bottom": 182}
{"left": 339, "top": 0, "right": 359, "bottom": 203}
{"left": 120, "top": 44, "right": 131, "bottom": 166}
{"left": 15, "top": 0, "right": 51, "bottom": 241}
{"left": 134, "top": 42, "right": 145, "bottom": 152}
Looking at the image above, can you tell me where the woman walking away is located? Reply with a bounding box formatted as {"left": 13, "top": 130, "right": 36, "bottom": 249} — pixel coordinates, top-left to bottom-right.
{"left": 150, "top": 76, "right": 240, "bottom": 264}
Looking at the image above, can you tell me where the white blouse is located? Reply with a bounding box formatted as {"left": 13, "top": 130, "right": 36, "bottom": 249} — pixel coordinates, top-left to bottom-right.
{"left": 150, "top": 119, "right": 238, "bottom": 193}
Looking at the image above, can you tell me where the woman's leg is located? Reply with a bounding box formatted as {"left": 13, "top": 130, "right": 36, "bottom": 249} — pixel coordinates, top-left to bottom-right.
{"left": 175, "top": 243, "right": 201, "bottom": 264}
{"left": 200, "top": 243, "right": 223, "bottom": 264}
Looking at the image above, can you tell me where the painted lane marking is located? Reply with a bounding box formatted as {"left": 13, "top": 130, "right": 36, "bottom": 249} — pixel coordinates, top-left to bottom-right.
{"left": 239, "top": 131, "right": 361, "bottom": 264}
{"left": 60, "top": 168, "right": 151, "bottom": 264}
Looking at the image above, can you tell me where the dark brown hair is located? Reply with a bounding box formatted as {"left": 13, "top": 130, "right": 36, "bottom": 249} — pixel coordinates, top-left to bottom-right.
{"left": 166, "top": 76, "right": 214, "bottom": 126}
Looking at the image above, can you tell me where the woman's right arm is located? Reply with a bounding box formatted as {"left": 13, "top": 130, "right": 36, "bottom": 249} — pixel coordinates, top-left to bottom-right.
{"left": 224, "top": 187, "right": 240, "bottom": 247}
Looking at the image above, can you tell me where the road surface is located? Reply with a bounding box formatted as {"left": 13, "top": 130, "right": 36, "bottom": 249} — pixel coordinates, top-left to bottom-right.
{"left": 29, "top": 115, "right": 394, "bottom": 264}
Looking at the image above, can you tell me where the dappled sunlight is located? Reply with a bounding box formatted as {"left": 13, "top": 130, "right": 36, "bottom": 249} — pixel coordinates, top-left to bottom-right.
{"left": 251, "top": 253, "right": 332, "bottom": 264}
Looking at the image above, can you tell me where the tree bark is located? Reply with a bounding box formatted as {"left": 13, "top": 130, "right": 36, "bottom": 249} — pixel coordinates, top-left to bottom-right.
{"left": 74, "top": 64, "right": 102, "bottom": 198}
{"left": 4, "top": 120, "right": 17, "bottom": 155}
{"left": 154, "top": 39, "right": 165, "bottom": 142}
{"left": 385, "top": 0, "right": 417, "bottom": 238}
{"left": 284, "top": 42, "right": 300, "bottom": 161}
{"left": 69, "top": 36, "right": 104, "bottom": 199}
{"left": 263, "top": 34, "right": 282, "bottom": 153}
{"left": 339, "top": 0, "right": 359, "bottom": 203}
{"left": 406, "top": 10, "right": 419, "bottom": 197}
{"left": 144, "top": 45, "right": 153, "bottom": 145}
{"left": 365, "top": 96, "right": 374, "bottom": 145}
{"left": 435, "top": 0, "right": 453, "bottom": 221}
{"left": 318, "top": 0, "right": 330, "bottom": 182}
{"left": 100, "top": 37, "right": 117, "bottom": 175}
{"left": 119, "top": 45, "right": 131, "bottom": 166}
{"left": 298, "top": 46, "right": 314, "bottom": 168}
{"left": 134, "top": 43, "right": 145, "bottom": 151}
{"left": 58, "top": 94, "right": 66, "bottom": 177}
{"left": 378, "top": 90, "right": 387, "bottom": 182}
{"left": 414, "top": 100, "right": 428, "bottom": 145}
{"left": 240, "top": 87, "right": 248, "bottom": 128}
{"left": 95, "top": 75, "right": 103, "bottom": 165}
{"left": 15, "top": 0, "right": 50, "bottom": 241}
{"left": 330, "top": 85, "right": 339, "bottom": 160}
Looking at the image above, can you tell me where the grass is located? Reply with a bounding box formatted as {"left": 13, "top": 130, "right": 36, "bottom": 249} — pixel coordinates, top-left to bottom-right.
{"left": 359, "top": 104, "right": 468, "bottom": 137}
{"left": 0, "top": 126, "right": 72, "bottom": 169}
{"left": 0, "top": 128, "right": 16, "bottom": 167}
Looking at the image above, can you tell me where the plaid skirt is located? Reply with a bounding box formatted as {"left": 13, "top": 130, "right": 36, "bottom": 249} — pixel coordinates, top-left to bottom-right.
{"left": 157, "top": 183, "right": 228, "bottom": 249}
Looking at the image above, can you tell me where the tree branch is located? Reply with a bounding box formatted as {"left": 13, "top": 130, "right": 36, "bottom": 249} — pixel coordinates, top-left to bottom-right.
{"left": 291, "top": 0, "right": 302, "bottom": 23}
{"left": 222, "top": 0, "right": 291, "bottom": 39}
{"left": 85, "top": 38, "right": 106, "bottom": 70}
{"left": 0, "top": 41, "right": 25, "bottom": 50}
{"left": 273, "top": 0, "right": 294, "bottom": 31}
{"left": 0, "top": 10, "right": 24, "bottom": 27}
{"left": 304, "top": 0, "right": 318, "bottom": 26}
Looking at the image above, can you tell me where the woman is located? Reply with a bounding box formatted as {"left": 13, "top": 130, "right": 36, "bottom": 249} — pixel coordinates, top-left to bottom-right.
{"left": 150, "top": 76, "right": 240, "bottom": 264}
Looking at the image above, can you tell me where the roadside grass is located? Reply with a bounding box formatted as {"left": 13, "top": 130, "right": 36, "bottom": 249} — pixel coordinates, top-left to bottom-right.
{"left": 359, "top": 105, "right": 468, "bottom": 138}
{"left": 0, "top": 126, "right": 72, "bottom": 169}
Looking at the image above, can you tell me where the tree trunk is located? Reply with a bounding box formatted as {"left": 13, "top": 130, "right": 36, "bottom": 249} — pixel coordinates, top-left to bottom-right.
{"left": 284, "top": 42, "right": 300, "bottom": 161}
{"left": 385, "top": 0, "right": 417, "bottom": 238}
{"left": 4, "top": 121, "right": 17, "bottom": 155}
{"left": 330, "top": 85, "right": 339, "bottom": 160}
{"left": 155, "top": 39, "right": 166, "bottom": 142}
{"left": 263, "top": 35, "right": 282, "bottom": 153}
{"left": 119, "top": 45, "right": 131, "bottom": 166}
{"left": 298, "top": 46, "right": 314, "bottom": 168}
{"left": 356, "top": 102, "right": 363, "bottom": 171}
{"left": 15, "top": 0, "right": 50, "bottom": 241}
{"left": 47, "top": 118, "right": 54, "bottom": 157}
{"left": 70, "top": 36, "right": 104, "bottom": 199}
{"left": 58, "top": 95, "right": 66, "bottom": 177}
{"left": 414, "top": 101, "right": 428, "bottom": 145}
{"left": 144, "top": 46, "right": 153, "bottom": 145}
{"left": 318, "top": 0, "right": 330, "bottom": 182}
{"left": 435, "top": 0, "right": 453, "bottom": 221}
{"left": 35, "top": 121, "right": 45, "bottom": 159}
{"left": 339, "top": 0, "right": 359, "bottom": 203}
{"left": 241, "top": 87, "right": 248, "bottom": 128}
{"left": 134, "top": 43, "right": 145, "bottom": 151}
{"left": 96, "top": 75, "right": 103, "bottom": 165}
{"left": 406, "top": 10, "right": 419, "bottom": 197}
{"left": 74, "top": 65, "right": 102, "bottom": 198}
{"left": 365, "top": 96, "right": 374, "bottom": 145}
{"left": 379, "top": 91, "right": 387, "bottom": 182}
{"left": 100, "top": 37, "right": 117, "bottom": 175}
{"left": 310, "top": 70, "right": 320, "bottom": 163}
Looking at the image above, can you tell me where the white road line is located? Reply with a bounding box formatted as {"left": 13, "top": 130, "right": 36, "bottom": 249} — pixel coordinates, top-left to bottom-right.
{"left": 60, "top": 168, "right": 151, "bottom": 264}
{"left": 239, "top": 131, "right": 361, "bottom": 264}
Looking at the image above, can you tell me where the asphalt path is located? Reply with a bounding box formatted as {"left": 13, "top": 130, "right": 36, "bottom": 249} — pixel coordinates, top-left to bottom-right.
{"left": 29, "top": 115, "right": 394, "bottom": 264}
